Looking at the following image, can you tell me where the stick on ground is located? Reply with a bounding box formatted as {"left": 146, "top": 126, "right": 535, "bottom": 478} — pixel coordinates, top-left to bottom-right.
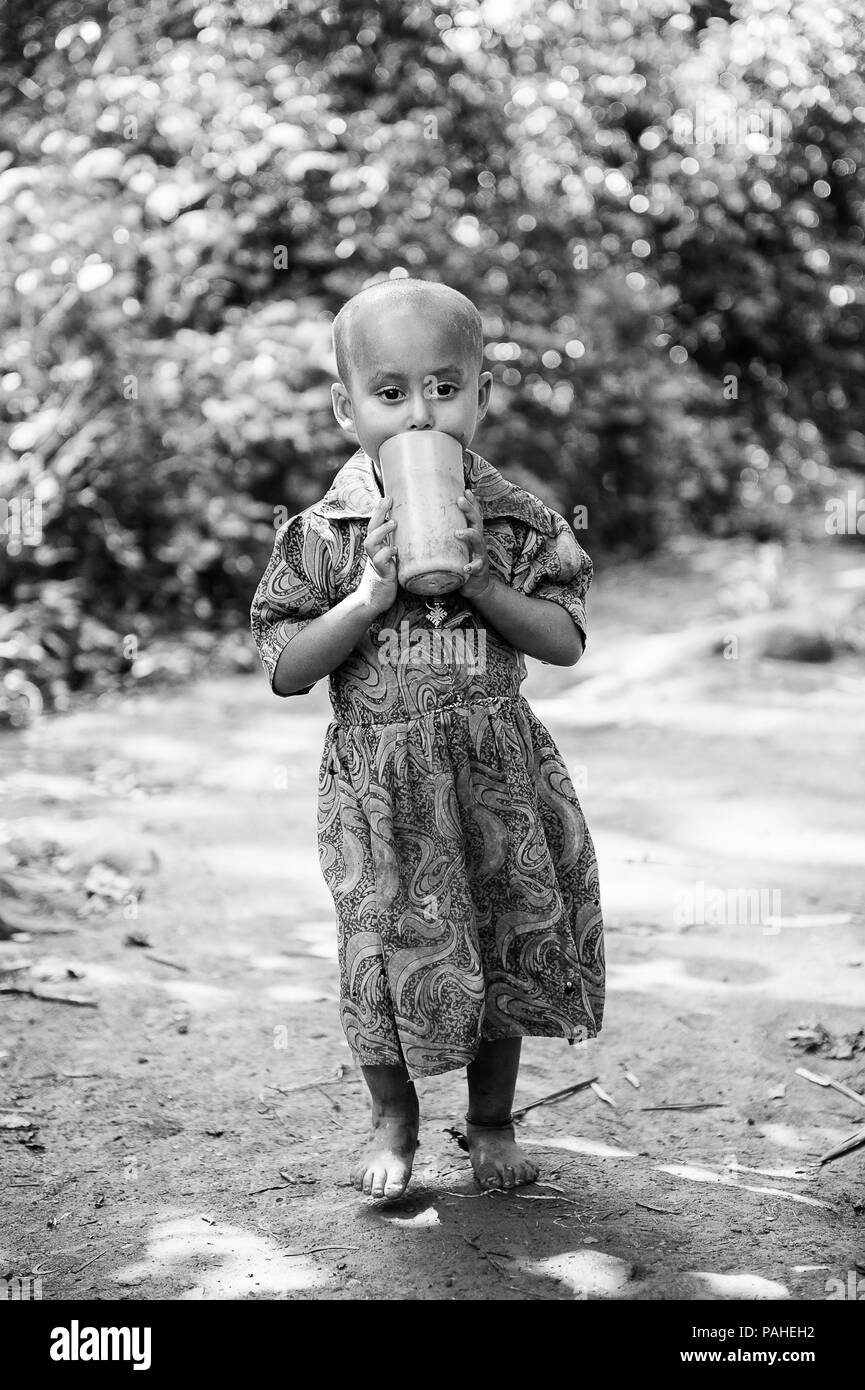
{"left": 795, "top": 1066, "right": 865, "bottom": 1110}
{"left": 511, "top": 1076, "right": 598, "bottom": 1122}
{"left": 819, "top": 1125, "right": 865, "bottom": 1165}
{"left": 0, "top": 985, "right": 97, "bottom": 1007}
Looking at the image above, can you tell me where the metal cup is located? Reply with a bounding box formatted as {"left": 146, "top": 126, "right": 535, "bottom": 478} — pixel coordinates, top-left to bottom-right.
{"left": 378, "top": 430, "right": 469, "bottom": 595}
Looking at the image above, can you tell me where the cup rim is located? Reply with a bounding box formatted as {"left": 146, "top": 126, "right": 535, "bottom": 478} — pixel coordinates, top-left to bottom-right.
{"left": 379, "top": 427, "right": 464, "bottom": 453}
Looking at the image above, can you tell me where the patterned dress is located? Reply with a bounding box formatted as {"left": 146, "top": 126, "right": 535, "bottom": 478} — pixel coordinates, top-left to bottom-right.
{"left": 250, "top": 448, "right": 605, "bottom": 1079}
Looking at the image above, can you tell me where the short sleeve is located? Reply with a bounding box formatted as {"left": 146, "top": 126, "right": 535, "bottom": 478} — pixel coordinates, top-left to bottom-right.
{"left": 511, "top": 510, "right": 593, "bottom": 649}
{"left": 250, "top": 512, "right": 333, "bottom": 696}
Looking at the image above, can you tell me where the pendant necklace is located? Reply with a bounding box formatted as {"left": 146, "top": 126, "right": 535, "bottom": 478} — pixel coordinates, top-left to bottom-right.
{"left": 425, "top": 597, "right": 448, "bottom": 628}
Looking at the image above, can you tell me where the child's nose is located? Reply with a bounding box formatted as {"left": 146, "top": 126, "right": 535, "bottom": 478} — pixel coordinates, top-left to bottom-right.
{"left": 407, "top": 390, "right": 435, "bottom": 429}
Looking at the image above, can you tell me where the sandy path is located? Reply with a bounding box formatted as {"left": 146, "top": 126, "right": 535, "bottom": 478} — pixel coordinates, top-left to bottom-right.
{"left": 2, "top": 548, "right": 864, "bottom": 1301}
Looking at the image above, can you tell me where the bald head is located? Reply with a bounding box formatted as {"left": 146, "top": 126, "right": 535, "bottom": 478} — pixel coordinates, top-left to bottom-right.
{"left": 332, "top": 278, "right": 484, "bottom": 386}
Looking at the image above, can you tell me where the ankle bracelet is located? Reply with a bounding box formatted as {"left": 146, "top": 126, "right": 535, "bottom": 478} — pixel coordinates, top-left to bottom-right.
{"left": 464, "top": 1112, "right": 514, "bottom": 1128}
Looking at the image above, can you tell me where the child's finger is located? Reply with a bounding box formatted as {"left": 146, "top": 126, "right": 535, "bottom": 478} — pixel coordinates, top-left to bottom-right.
{"left": 364, "top": 519, "right": 396, "bottom": 553}
{"left": 370, "top": 541, "right": 397, "bottom": 575}
{"left": 458, "top": 491, "right": 482, "bottom": 521}
{"left": 368, "top": 495, "right": 393, "bottom": 526}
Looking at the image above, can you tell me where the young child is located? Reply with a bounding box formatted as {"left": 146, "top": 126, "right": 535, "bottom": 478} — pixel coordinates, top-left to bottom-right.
{"left": 250, "top": 278, "right": 605, "bottom": 1200}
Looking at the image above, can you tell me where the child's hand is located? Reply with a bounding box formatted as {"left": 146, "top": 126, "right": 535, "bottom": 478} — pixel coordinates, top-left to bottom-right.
{"left": 356, "top": 494, "right": 399, "bottom": 616}
{"left": 456, "top": 490, "right": 492, "bottom": 600}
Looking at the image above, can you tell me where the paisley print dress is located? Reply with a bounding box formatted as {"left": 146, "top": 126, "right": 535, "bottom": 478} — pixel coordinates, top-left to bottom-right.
{"left": 250, "top": 448, "right": 605, "bottom": 1079}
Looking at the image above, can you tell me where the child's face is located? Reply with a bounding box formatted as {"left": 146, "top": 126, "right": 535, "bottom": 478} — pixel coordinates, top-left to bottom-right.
{"left": 331, "top": 302, "right": 492, "bottom": 476}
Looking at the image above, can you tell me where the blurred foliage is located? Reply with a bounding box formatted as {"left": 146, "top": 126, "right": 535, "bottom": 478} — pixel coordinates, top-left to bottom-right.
{"left": 2, "top": 0, "right": 865, "bottom": 718}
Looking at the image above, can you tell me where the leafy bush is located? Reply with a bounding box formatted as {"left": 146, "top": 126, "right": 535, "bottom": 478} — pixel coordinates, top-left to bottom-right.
{"left": 1, "top": 0, "right": 863, "bottom": 718}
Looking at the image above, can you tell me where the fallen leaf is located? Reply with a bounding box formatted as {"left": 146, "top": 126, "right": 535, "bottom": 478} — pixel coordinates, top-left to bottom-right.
{"left": 590, "top": 1082, "right": 616, "bottom": 1108}
{"left": 657, "top": 1163, "right": 836, "bottom": 1210}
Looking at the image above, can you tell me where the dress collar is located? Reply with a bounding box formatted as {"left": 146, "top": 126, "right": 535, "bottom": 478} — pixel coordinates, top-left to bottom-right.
{"left": 312, "top": 447, "right": 555, "bottom": 534}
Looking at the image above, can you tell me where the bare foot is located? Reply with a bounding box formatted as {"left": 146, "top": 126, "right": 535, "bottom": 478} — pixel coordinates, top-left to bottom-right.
{"left": 351, "top": 1112, "right": 419, "bottom": 1200}
{"left": 465, "top": 1120, "right": 539, "bottom": 1190}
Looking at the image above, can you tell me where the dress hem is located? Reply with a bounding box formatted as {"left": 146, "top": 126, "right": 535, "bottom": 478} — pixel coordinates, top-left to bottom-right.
{"left": 348, "top": 1023, "right": 602, "bottom": 1080}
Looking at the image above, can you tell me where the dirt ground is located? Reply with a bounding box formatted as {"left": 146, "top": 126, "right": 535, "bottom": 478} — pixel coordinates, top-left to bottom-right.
{"left": 2, "top": 539, "right": 864, "bottom": 1302}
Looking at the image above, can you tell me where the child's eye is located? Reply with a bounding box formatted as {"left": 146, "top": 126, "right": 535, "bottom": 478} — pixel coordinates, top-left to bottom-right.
{"left": 376, "top": 387, "right": 405, "bottom": 403}
{"left": 435, "top": 382, "right": 459, "bottom": 398}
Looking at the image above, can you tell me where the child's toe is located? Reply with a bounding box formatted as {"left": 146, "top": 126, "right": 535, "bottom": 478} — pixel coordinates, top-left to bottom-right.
{"left": 383, "top": 1171, "right": 407, "bottom": 1199}
{"left": 370, "top": 1163, "right": 391, "bottom": 1198}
